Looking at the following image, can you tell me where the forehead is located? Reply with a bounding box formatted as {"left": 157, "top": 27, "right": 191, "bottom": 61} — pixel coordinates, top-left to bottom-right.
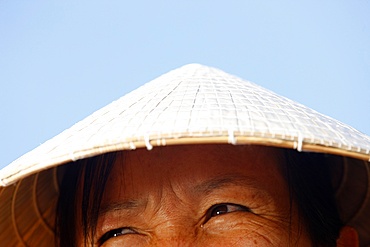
{"left": 103, "top": 144, "right": 287, "bottom": 200}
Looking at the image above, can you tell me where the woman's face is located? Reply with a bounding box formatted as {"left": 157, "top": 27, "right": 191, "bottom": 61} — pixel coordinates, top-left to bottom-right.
{"left": 87, "top": 145, "right": 311, "bottom": 246}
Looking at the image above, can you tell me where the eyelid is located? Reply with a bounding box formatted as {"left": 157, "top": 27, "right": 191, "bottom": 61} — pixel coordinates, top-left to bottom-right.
{"left": 204, "top": 203, "right": 251, "bottom": 224}
{"left": 98, "top": 227, "right": 137, "bottom": 246}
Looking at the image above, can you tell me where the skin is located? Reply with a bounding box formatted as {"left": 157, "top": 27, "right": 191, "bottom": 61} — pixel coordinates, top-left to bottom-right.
{"left": 83, "top": 144, "right": 313, "bottom": 246}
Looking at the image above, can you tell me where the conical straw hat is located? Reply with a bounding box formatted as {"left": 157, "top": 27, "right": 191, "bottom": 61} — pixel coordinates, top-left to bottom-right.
{"left": 0, "top": 64, "right": 369, "bottom": 246}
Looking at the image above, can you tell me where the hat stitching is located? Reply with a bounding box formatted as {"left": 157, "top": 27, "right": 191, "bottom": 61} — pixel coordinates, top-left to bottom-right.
{"left": 11, "top": 181, "right": 27, "bottom": 246}
{"left": 33, "top": 173, "right": 54, "bottom": 236}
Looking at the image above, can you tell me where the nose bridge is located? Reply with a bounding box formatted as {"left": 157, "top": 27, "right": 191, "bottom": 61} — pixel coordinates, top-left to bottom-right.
{"left": 154, "top": 212, "right": 199, "bottom": 241}
{"left": 152, "top": 194, "right": 199, "bottom": 246}
{"left": 149, "top": 217, "right": 200, "bottom": 246}
{"left": 155, "top": 236, "right": 195, "bottom": 247}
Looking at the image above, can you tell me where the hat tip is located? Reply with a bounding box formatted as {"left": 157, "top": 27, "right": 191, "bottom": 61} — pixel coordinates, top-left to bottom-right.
{"left": 175, "top": 63, "right": 220, "bottom": 74}
{"left": 180, "top": 63, "right": 207, "bottom": 69}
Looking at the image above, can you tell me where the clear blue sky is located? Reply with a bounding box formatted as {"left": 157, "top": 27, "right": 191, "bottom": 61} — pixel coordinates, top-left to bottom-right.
{"left": 1, "top": 1, "right": 369, "bottom": 169}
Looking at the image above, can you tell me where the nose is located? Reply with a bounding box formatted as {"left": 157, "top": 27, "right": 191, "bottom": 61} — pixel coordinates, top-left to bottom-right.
{"left": 151, "top": 222, "right": 199, "bottom": 247}
{"left": 153, "top": 237, "right": 195, "bottom": 247}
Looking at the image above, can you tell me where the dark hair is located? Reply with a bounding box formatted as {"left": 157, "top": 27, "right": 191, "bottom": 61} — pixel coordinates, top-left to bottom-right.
{"left": 282, "top": 149, "right": 343, "bottom": 246}
{"left": 55, "top": 148, "right": 343, "bottom": 247}
{"left": 55, "top": 152, "right": 116, "bottom": 247}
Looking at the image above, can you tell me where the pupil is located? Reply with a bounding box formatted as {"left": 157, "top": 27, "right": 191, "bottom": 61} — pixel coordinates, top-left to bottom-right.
{"left": 212, "top": 204, "right": 228, "bottom": 216}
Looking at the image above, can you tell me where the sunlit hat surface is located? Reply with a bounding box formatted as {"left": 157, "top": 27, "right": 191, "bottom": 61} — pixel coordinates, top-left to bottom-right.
{"left": 0, "top": 64, "right": 369, "bottom": 246}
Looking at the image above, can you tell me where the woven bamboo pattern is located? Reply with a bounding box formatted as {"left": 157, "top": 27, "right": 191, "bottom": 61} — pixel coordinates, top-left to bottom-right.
{"left": 0, "top": 64, "right": 369, "bottom": 246}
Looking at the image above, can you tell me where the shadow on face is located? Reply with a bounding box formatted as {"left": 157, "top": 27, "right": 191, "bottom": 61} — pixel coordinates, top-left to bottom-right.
{"left": 90, "top": 145, "right": 311, "bottom": 246}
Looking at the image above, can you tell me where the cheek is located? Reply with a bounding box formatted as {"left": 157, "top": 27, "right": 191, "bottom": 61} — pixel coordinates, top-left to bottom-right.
{"left": 199, "top": 231, "right": 285, "bottom": 247}
{"left": 199, "top": 213, "right": 292, "bottom": 247}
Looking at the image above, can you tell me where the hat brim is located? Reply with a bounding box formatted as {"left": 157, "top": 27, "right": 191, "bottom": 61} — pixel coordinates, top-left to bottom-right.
{"left": 1, "top": 64, "right": 369, "bottom": 246}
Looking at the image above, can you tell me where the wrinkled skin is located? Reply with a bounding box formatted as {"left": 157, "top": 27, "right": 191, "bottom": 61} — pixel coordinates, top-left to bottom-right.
{"left": 82, "top": 145, "right": 312, "bottom": 246}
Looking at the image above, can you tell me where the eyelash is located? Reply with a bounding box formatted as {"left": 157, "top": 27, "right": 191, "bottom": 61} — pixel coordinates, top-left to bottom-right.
{"left": 98, "top": 227, "right": 137, "bottom": 245}
{"left": 204, "top": 203, "right": 251, "bottom": 223}
{"left": 98, "top": 203, "right": 250, "bottom": 245}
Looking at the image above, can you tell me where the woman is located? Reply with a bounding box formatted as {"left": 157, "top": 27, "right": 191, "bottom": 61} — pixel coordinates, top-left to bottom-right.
{"left": 0, "top": 64, "right": 369, "bottom": 246}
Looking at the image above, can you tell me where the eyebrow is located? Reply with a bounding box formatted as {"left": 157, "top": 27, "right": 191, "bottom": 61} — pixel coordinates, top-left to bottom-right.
{"left": 98, "top": 175, "right": 265, "bottom": 216}
{"left": 192, "top": 175, "right": 263, "bottom": 196}
{"left": 99, "top": 199, "right": 142, "bottom": 217}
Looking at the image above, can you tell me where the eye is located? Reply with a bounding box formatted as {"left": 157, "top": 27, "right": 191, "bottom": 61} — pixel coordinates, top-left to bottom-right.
{"left": 205, "top": 203, "right": 250, "bottom": 223}
{"left": 98, "top": 227, "right": 137, "bottom": 245}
